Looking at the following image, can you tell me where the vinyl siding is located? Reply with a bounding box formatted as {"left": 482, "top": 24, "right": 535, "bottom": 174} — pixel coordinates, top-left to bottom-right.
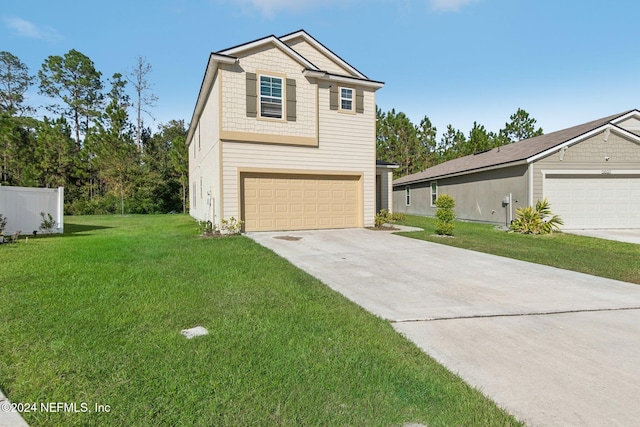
{"left": 189, "top": 74, "right": 221, "bottom": 223}
{"left": 284, "top": 38, "right": 354, "bottom": 76}
{"left": 532, "top": 131, "right": 640, "bottom": 201}
{"left": 219, "top": 47, "right": 316, "bottom": 139}
{"left": 222, "top": 82, "right": 376, "bottom": 227}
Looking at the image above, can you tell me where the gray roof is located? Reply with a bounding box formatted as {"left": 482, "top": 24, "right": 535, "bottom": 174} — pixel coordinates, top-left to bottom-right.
{"left": 394, "top": 110, "right": 635, "bottom": 186}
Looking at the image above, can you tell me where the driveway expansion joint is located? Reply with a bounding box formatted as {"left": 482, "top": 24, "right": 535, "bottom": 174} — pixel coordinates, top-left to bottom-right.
{"left": 391, "top": 306, "right": 640, "bottom": 323}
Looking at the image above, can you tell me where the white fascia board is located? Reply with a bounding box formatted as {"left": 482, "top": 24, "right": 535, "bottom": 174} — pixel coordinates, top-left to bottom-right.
{"left": 303, "top": 70, "right": 384, "bottom": 89}
{"left": 541, "top": 169, "right": 640, "bottom": 176}
{"left": 210, "top": 53, "right": 238, "bottom": 64}
{"left": 610, "top": 109, "right": 640, "bottom": 125}
{"left": 186, "top": 55, "right": 221, "bottom": 145}
{"left": 527, "top": 123, "right": 640, "bottom": 163}
{"left": 280, "top": 31, "right": 367, "bottom": 79}
{"left": 220, "top": 36, "right": 319, "bottom": 71}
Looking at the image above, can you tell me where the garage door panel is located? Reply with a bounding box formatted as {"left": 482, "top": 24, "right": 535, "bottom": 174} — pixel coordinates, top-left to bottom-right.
{"left": 243, "top": 173, "right": 361, "bottom": 231}
{"left": 545, "top": 176, "right": 640, "bottom": 229}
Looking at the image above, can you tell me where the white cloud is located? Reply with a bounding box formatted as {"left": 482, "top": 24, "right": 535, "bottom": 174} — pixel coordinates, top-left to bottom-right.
{"left": 228, "top": 0, "right": 345, "bottom": 17}
{"left": 3, "top": 16, "right": 61, "bottom": 41}
{"left": 429, "top": 0, "right": 478, "bottom": 12}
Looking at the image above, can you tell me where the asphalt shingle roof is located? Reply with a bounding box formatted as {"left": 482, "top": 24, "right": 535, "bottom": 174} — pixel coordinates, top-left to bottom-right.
{"left": 394, "top": 110, "right": 634, "bottom": 186}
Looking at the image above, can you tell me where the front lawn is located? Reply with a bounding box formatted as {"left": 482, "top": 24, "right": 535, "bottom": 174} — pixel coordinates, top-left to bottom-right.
{"left": 397, "top": 215, "right": 640, "bottom": 284}
{"left": 0, "top": 215, "right": 520, "bottom": 426}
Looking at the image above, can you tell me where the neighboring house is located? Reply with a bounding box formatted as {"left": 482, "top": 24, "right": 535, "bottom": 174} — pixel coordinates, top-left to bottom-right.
{"left": 393, "top": 110, "right": 640, "bottom": 229}
{"left": 187, "top": 30, "right": 384, "bottom": 231}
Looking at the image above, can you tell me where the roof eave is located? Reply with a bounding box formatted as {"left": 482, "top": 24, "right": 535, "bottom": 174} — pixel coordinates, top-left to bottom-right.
{"left": 303, "top": 69, "right": 384, "bottom": 89}
{"left": 526, "top": 123, "right": 640, "bottom": 163}
{"left": 393, "top": 159, "right": 529, "bottom": 187}
{"left": 219, "top": 35, "right": 319, "bottom": 71}
{"left": 186, "top": 54, "right": 237, "bottom": 145}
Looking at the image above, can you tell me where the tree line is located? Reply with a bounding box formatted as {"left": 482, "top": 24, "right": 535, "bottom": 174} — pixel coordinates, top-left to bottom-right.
{"left": 377, "top": 107, "right": 543, "bottom": 178}
{"left": 0, "top": 50, "right": 188, "bottom": 215}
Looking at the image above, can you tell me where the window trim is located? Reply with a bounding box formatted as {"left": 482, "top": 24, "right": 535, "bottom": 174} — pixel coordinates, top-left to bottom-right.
{"left": 258, "top": 73, "right": 284, "bottom": 120}
{"left": 339, "top": 86, "right": 354, "bottom": 112}
{"left": 405, "top": 186, "right": 411, "bottom": 206}
{"left": 430, "top": 181, "right": 438, "bottom": 207}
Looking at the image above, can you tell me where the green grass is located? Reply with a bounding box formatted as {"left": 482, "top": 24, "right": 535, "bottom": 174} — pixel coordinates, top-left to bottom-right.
{"left": 398, "top": 215, "right": 640, "bottom": 284}
{"left": 0, "top": 215, "right": 521, "bottom": 426}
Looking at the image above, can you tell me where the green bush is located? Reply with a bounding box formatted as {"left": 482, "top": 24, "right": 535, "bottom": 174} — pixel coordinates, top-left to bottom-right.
{"left": 374, "top": 209, "right": 393, "bottom": 228}
{"left": 510, "top": 198, "right": 563, "bottom": 234}
{"left": 390, "top": 212, "right": 405, "bottom": 222}
{"left": 0, "top": 213, "right": 7, "bottom": 234}
{"left": 435, "top": 194, "right": 456, "bottom": 236}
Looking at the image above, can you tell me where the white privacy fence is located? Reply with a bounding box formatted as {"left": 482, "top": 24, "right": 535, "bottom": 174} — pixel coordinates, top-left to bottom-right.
{"left": 0, "top": 185, "right": 64, "bottom": 235}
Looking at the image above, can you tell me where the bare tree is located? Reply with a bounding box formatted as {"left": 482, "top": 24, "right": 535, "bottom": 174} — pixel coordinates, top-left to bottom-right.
{"left": 126, "top": 56, "right": 158, "bottom": 150}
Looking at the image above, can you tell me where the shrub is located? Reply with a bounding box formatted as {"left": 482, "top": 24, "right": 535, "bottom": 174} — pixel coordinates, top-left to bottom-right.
{"left": 435, "top": 194, "right": 455, "bottom": 236}
{"left": 221, "top": 217, "right": 243, "bottom": 235}
{"left": 0, "top": 214, "right": 7, "bottom": 234}
{"left": 510, "top": 198, "right": 563, "bottom": 235}
{"left": 374, "top": 209, "right": 393, "bottom": 228}
{"left": 390, "top": 212, "right": 405, "bottom": 222}
{"left": 39, "top": 212, "right": 58, "bottom": 234}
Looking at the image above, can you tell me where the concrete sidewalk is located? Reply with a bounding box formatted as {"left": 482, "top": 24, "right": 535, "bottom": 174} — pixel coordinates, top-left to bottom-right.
{"left": 249, "top": 228, "right": 640, "bottom": 427}
{"left": 0, "top": 389, "right": 29, "bottom": 427}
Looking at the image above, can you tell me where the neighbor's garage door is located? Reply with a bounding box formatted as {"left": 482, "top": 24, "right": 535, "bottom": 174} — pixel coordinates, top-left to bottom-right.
{"left": 544, "top": 175, "right": 640, "bottom": 229}
{"left": 241, "top": 173, "right": 361, "bottom": 231}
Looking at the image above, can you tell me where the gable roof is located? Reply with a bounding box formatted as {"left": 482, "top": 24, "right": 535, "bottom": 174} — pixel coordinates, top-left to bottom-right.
{"left": 394, "top": 110, "right": 640, "bottom": 186}
{"left": 186, "top": 30, "right": 383, "bottom": 145}
{"left": 216, "top": 33, "right": 319, "bottom": 70}
{"left": 279, "top": 29, "right": 368, "bottom": 79}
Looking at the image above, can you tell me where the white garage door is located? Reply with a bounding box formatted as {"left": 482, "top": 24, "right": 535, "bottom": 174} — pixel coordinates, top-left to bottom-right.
{"left": 544, "top": 175, "right": 640, "bottom": 229}
{"left": 241, "top": 173, "right": 361, "bottom": 232}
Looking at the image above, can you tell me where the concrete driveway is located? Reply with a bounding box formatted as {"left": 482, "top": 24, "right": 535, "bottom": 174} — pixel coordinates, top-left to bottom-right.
{"left": 248, "top": 228, "right": 640, "bottom": 427}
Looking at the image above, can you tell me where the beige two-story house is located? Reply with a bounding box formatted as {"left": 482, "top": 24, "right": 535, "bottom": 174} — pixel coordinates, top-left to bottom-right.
{"left": 187, "top": 30, "right": 384, "bottom": 231}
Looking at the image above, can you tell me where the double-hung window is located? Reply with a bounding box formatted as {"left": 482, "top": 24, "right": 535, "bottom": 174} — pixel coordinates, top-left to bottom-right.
{"left": 340, "top": 87, "right": 354, "bottom": 111}
{"left": 259, "top": 75, "right": 283, "bottom": 119}
{"left": 405, "top": 187, "right": 411, "bottom": 206}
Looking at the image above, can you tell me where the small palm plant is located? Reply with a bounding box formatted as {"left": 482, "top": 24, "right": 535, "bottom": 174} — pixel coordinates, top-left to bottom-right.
{"left": 510, "top": 198, "right": 563, "bottom": 234}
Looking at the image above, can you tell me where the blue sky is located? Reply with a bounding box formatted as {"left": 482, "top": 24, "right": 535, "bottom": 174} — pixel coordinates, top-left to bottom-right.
{"left": 3, "top": 0, "right": 640, "bottom": 139}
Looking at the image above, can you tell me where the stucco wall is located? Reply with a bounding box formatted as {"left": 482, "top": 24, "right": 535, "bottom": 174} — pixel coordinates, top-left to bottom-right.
{"left": 532, "top": 130, "right": 640, "bottom": 201}
{"left": 393, "top": 164, "right": 529, "bottom": 226}
{"left": 376, "top": 168, "right": 394, "bottom": 213}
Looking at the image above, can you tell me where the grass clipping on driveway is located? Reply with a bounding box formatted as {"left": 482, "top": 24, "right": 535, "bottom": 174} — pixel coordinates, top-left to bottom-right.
{"left": 0, "top": 215, "right": 521, "bottom": 426}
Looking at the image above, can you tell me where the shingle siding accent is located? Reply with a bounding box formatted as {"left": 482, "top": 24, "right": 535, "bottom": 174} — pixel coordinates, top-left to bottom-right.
{"left": 221, "top": 48, "right": 316, "bottom": 138}
{"left": 283, "top": 38, "right": 353, "bottom": 76}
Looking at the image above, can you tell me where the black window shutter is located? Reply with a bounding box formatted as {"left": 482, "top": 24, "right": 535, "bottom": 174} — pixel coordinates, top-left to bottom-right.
{"left": 329, "top": 85, "right": 338, "bottom": 110}
{"left": 286, "top": 78, "right": 296, "bottom": 121}
{"left": 356, "top": 88, "right": 364, "bottom": 113}
{"left": 246, "top": 73, "right": 257, "bottom": 118}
